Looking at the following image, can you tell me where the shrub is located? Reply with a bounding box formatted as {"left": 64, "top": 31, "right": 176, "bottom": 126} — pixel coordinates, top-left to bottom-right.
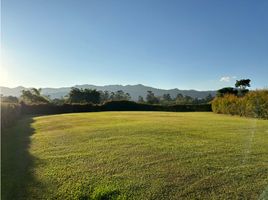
{"left": 20, "top": 101, "right": 211, "bottom": 115}
{"left": 1, "top": 101, "right": 212, "bottom": 128}
{"left": 243, "top": 90, "right": 268, "bottom": 118}
{"left": 212, "top": 90, "right": 268, "bottom": 119}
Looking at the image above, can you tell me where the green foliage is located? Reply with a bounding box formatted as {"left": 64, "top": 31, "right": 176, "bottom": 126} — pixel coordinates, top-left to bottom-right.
{"left": 212, "top": 90, "right": 268, "bottom": 119}
{"left": 216, "top": 87, "right": 238, "bottom": 97}
{"left": 67, "top": 89, "right": 132, "bottom": 104}
{"left": 217, "top": 79, "right": 251, "bottom": 98}
{"left": 51, "top": 98, "right": 65, "bottom": 105}
{"left": 146, "top": 91, "right": 160, "bottom": 104}
{"left": 67, "top": 88, "right": 101, "bottom": 104}
{"left": 162, "top": 93, "right": 172, "bottom": 101}
{"left": 235, "top": 79, "right": 251, "bottom": 89}
{"left": 1, "top": 95, "right": 19, "bottom": 103}
{"left": 20, "top": 100, "right": 211, "bottom": 114}
{"left": 100, "top": 91, "right": 111, "bottom": 103}
{"left": 109, "top": 90, "right": 131, "bottom": 101}
{"left": 235, "top": 79, "right": 251, "bottom": 96}
{"left": 205, "top": 93, "right": 214, "bottom": 102}
{"left": 1, "top": 103, "right": 21, "bottom": 129}
{"left": 160, "top": 93, "right": 213, "bottom": 105}
{"left": 2, "top": 112, "right": 268, "bottom": 199}
{"left": 21, "top": 88, "right": 50, "bottom": 104}
{"left": 137, "top": 96, "right": 144, "bottom": 103}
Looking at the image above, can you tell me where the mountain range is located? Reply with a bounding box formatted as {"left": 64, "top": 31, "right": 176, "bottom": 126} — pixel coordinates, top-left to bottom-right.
{"left": 0, "top": 84, "right": 216, "bottom": 101}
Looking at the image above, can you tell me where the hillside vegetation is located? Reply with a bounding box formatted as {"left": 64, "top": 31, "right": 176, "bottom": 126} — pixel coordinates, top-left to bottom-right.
{"left": 2, "top": 112, "right": 268, "bottom": 199}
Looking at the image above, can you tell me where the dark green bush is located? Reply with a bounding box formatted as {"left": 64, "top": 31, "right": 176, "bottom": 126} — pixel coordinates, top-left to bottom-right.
{"left": 212, "top": 90, "right": 268, "bottom": 119}
{"left": 1, "top": 101, "right": 211, "bottom": 128}
{"left": 21, "top": 101, "right": 211, "bottom": 115}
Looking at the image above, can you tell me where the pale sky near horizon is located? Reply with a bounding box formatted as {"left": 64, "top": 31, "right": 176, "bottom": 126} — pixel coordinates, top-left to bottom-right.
{"left": 1, "top": 0, "right": 268, "bottom": 90}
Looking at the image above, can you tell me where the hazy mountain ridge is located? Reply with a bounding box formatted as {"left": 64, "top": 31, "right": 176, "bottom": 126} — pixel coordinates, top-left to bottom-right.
{"left": 0, "top": 84, "right": 216, "bottom": 101}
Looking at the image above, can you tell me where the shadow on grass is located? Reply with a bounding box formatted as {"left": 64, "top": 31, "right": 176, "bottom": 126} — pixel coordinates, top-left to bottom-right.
{"left": 1, "top": 116, "right": 43, "bottom": 200}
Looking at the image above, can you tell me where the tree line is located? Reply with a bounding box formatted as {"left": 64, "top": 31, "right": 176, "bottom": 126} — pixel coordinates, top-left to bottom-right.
{"left": 1, "top": 87, "right": 214, "bottom": 105}
{"left": 138, "top": 91, "right": 213, "bottom": 105}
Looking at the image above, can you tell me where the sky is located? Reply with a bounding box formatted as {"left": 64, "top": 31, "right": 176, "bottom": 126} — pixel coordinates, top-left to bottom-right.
{"left": 1, "top": 0, "right": 268, "bottom": 90}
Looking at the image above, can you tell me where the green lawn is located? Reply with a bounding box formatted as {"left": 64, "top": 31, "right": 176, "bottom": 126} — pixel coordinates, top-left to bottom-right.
{"left": 2, "top": 112, "right": 268, "bottom": 199}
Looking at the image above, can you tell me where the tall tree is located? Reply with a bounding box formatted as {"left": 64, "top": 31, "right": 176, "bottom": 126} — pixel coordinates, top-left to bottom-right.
{"left": 66, "top": 88, "right": 100, "bottom": 104}
{"left": 110, "top": 90, "right": 131, "bottom": 101}
{"left": 146, "top": 91, "right": 159, "bottom": 104}
{"left": 235, "top": 79, "right": 251, "bottom": 90}
{"left": 235, "top": 79, "right": 251, "bottom": 96}
{"left": 21, "top": 88, "right": 49, "bottom": 104}
{"left": 100, "top": 90, "right": 110, "bottom": 103}
{"left": 162, "top": 93, "right": 172, "bottom": 101}
{"left": 138, "top": 96, "right": 145, "bottom": 103}
{"left": 205, "top": 94, "right": 214, "bottom": 102}
{"left": 175, "top": 93, "right": 184, "bottom": 104}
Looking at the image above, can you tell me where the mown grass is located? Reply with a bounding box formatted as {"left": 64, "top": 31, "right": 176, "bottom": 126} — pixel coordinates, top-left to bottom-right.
{"left": 2, "top": 112, "right": 268, "bottom": 199}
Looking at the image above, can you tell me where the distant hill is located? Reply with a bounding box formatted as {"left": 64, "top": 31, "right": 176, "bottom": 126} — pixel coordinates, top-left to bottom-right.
{"left": 0, "top": 84, "right": 216, "bottom": 101}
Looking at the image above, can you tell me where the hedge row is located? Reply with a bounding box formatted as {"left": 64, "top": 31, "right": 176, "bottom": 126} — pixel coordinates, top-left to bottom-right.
{"left": 212, "top": 90, "right": 268, "bottom": 119}
{"left": 1, "top": 101, "right": 211, "bottom": 128}
{"left": 21, "top": 101, "right": 212, "bottom": 115}
{"left": 1, "top": 103, "right": 21, "bottom": 129}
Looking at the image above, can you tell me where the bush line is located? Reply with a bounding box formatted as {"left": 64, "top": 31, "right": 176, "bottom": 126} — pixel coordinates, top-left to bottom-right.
{"left": 212, "top": 90, "right": 268, "bottom": 119}
{"left": 1, "top": 101, "right": 211, "bottom": 128}
{"left": 20, "top": 101, "right": 212, "bottom": 115}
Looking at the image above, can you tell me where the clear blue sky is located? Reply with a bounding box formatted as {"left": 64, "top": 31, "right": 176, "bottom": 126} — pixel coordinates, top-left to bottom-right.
{"left": 1, "top": 0, "right": 268, "bottom": 90}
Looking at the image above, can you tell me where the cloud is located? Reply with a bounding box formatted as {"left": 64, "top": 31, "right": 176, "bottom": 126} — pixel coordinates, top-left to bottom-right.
{"left": 220, "top": 76, "right": 231, "bottom": 82}
{"left": 219, "top": 76, "right": 237, "bottom": 82}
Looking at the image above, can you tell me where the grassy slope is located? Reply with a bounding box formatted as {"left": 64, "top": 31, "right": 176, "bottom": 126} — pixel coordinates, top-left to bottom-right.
{"left": 2, "top": 112, "right": 268, "bottom": 199}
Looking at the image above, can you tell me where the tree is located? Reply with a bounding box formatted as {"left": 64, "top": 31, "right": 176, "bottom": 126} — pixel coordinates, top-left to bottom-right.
{"left": 217, "top": 87, "right": 238, "bottom": 97}
{"left": 114, "top": 90, "right": 124, "bottom": 100}
{"left": 110, "top": 90, "right": 131, "bottom": 101}
{"left": 235, "top": 79, "right": 251, "bottom": 90}
{"left": 175, "top": 93, "right": 184, "bottom": 104}
{"left": 84, "top": 89, "right": 101, "bottom": 104}
{"left": 138, "top": 96, "right": 145, "bottom": 103}
{"left": 160, "top": 93, "right": 174, "bottom": 105}
{"left": 217, "top": 79, "right": 251, "bottom": 97}
{"left": 162, "top": 93, "right": 172, "bottom": 101}
{"left": 21, "top": 88, "right": 50, "bottom": 104}
{"left": 51, "top": 98, "right": 65, "bottom": 105}
{"left": 184, "top": 95, "right": 193, "bottom": 104}
{"left": 146, "top": 91, "right": 159, "bottom": 104}
{"left": 0, "top": 95, "right": 19, "bottom": 103}
{"left": 66, "top": 88, "right": 101, "bottom": 104}
{"left": 110, "top": 92, "right": 115, "bottom": 100}
{"left": 125, "top": 93, "right": 131, "bottom": 101}
{"left": 100, "top": 90, "right": 110, "bottom": 103}
{"left": 205, "top": 93, "right": 214, "bottom": 102}
{"left": 235, "top": 79, "right": 251, "bottom": 96}
{"left": 67, "top": 87, "right": 83, "bottom": 103}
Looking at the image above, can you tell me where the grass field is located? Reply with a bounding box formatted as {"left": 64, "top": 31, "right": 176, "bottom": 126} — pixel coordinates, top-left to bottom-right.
{"left": 2, "top": 112, "right": 268, "bottom": 199}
